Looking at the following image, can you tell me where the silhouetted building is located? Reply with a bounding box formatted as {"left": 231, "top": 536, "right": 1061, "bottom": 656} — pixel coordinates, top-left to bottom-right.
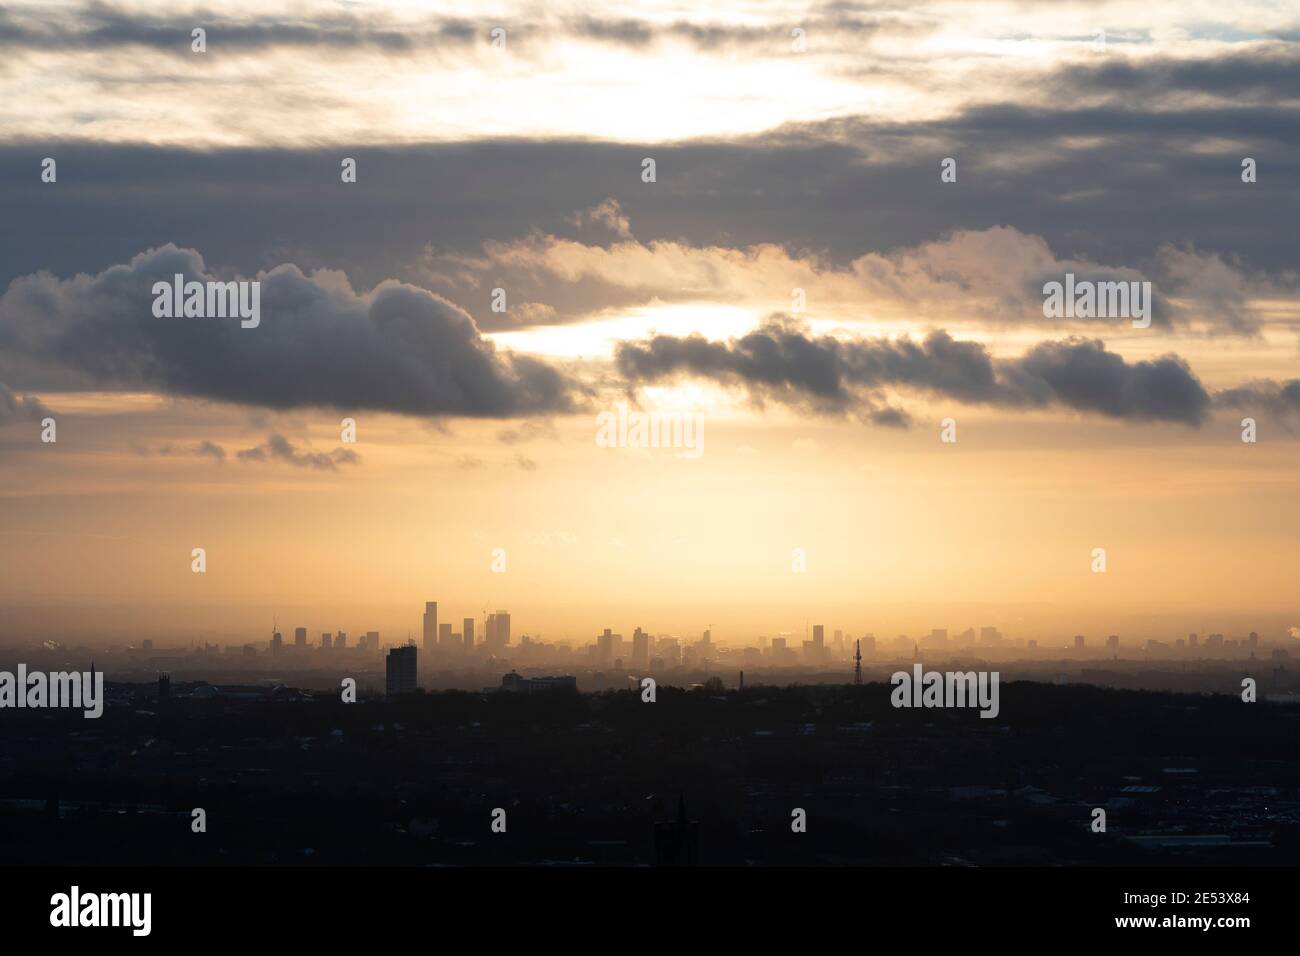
{"left": 294, "top": 627, "right": 307, "bottom": 648}
{"left": 423, "top": 601, "right": 438, "bottom": 650}
{"left": 501, "top": 672, "right": 577, "bottom": 693}
{"left": 463, "top": 617, "right": 475, "bottom": 651}
{"left": 632, "top": 627, "right": 650, "bottom": 667}
{"left": 491, "top": 611, "right": 511, "bottom": 650}
{"left": 654, "top": 794, "right": 699, "bottom": 865}
{"left": 386, "top": 645, "right": 418, "bottom": 696}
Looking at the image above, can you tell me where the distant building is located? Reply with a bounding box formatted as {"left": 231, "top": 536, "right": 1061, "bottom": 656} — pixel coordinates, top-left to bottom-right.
{"left": 142, "top": 639, "right": 154, "bottom": 652}
{"left": 294, "top": 627, "right": 307, "bottom": 648}
{"left": 926, "top": 628, "right": 948, "bottom": 649}
{"left": 632, "top": 627, "right": 650, "bottom": 668}
{"left": 1074, "top": 634, "right": 1085, "bottom": 650}
{"left": 1106, "top": 634, "right": 1120, "bottom": 652}
{"left": 321, "top": 632, "right": 332, "bottom": 649}
{"left": 486, "top": 612, "right": 515, "bottom": 650}
{"left": 463, "top": 618, "right": 475, "bottom": 651}
{"left": 271, "top": 630, "right": 283, "bottom": 655}
{"left": 500, "top": 672, "right": 577, "bottom": 693}
{"left": 386, "top": 645, "right": 418, "bottom": 696}
{"left": 423, "top": 602, "right": 438, "bottom": 650}
{"left": 335, "top": 631, "right": 347, "bottom": 649}
{"left": 366, "top": 630, "right": 379, "bottom": 651}
{"left": 597, "top": 628, "right": 616, "bottom": 664}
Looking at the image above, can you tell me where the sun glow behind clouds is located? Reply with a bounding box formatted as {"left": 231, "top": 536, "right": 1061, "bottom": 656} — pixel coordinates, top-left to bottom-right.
{"left": 487, "top": 303, "right": 763, "bottom": 359}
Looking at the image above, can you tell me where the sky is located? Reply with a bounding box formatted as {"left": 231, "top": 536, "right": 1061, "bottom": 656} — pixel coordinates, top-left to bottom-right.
{"left": 1, "top": 0, "right": 1298, "bottom": 646}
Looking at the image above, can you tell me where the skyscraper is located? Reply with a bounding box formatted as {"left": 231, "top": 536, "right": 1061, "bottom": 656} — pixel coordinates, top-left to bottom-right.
{"left": 422, "top": 602, "right": 438, "bottom": 650}
{"left": 463, "top": 617, "right": 475, "bottom": 651}
{"left": 632, "top": 627, "right": 650, "bottom": 668}
{"left": 321, "top": 632, "right": 332, "bottom": 649}
{"left": 386, "top": 644, "right": 418, "bottom": 696}
{"left": 294, "top": 627, "right": 307, "bottom": 648}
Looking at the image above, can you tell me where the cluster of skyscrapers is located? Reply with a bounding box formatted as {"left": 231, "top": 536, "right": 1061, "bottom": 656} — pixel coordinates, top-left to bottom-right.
{"left": 421, "top": 602, "right": 511, "bottom": 655}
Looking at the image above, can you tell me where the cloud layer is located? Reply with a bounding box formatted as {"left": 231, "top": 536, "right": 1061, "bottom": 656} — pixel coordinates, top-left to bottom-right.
{"left": 616, "top": 320, "right": 1214, "bottom": 426}
{"left": 0, "top": 245, "right": 578, "bottom": 418}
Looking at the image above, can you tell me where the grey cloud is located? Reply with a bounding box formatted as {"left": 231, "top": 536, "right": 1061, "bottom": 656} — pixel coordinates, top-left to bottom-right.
{"left": 133, "top": 439, "right": 227, "bottom": 462}
{"left": 1052, "top": 48, "right": 1300, "bottom": 103}
{"left": 1215, "top": 379, "right": 1300, "bottom": 417}
{"left": 0, "top": 6, "right": 474, "bottom": 53}
{"left": 0, "top": 5, "right": 916, "bottom": 55}
{"left": 0, "top": 381, "right": 51, "bottom": 423}
{"left": 237, "top": 433, "right": 358, "bottom": 469}
{"left": 195, "top": 439, "right": 226, "bottom": 462}
{"left": 0, "top": 244, "right": 579, "bottom": 418}
{"left": 615, "top": 320, "right": 1212, "bottom": 425}
{"left": 497, "top": 419, "right": 557, "bottom": 445}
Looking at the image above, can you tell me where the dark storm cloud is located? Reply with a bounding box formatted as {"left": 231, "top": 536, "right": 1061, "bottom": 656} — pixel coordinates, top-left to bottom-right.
{"left": 615, "top": 321, "right": 1212, "bottom": 426}
{"left": 0, "top": 244, "right": 578, "bottom": 418}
